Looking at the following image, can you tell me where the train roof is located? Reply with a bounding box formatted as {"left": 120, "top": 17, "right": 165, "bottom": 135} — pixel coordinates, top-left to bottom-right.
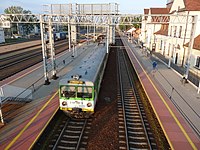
{"left": 60, "top": 44, "right": 107, "bottom": 84}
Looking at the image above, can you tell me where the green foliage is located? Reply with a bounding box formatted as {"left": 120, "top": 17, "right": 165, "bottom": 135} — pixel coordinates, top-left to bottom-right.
{"left": 118, "top": 15, "right": 142, "bottom": 32}
{"left": 132, "top": 16, "right": 142, "bottom": 29}
{"left": 62, "top": 24, "right": 68, "bottom": 32}
{"left": 4, "top": 6, "right": 23, "bottom": 14}
{"left": 4, "top": 6, "right": 35, "bottom": 36}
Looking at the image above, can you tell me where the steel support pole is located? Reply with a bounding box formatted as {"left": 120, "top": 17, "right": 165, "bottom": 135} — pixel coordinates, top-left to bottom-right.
{"left": 93, "top": 23, "right": 96, "bottom": 42}
{"left": 49, "top": 17, "right": 58, "bottom": 80}
{"left": 68, "top": 17, "right": 71, "bottom": 52}
{"left": 0, "top": 87, "right": 4, "bottom": 124}
{"left": 106, "top": 25, "right": 109, "bottom": 53}
{"left": 168, "top": 37, "right": 174, "bottom": 68}
{"left": 185, "top": 16, "right": 197, "bottom": 80}
{"left": 113, "top": 25, "right": 115, "bottom": 44}
{"left": 87, "top": 25, "right": 89, "bottom": 45}
{"left": 40, "top": 15, "right": 50, "bottom": 85}
{"left": 0, "top": 99, "right": 4, "bottom": 124}
{"left": 72, "top": 44, "right": 75, "bottom": 57}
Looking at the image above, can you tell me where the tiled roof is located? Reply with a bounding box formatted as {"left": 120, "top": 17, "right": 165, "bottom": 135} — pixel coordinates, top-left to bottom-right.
{"left": 148, "top": 8, "right": 170, "bottom": 23}
{"left": 184, "top": 0, "right": 200, "bottom": 11}
{"left": 154, "top": 24, "right": 169, "bottom": 36}
{"left": 144, "top": 9, "right": 149, "bottom": 20}
{"left": 150, "top": 8, "right": 170, "bottom": 14}
{"left": 144, "top": 9, "right": 149, "bottom": 14}
{"left": 184, "top": 34, "right": 200, "bottom": 50}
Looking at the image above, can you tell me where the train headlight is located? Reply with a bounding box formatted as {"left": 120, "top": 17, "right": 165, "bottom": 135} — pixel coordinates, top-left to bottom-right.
{"left": 87, "top": 102, "right": 92, "bottom": 107}
{"left": 62, "top": 101, "right": 67, "bottom": 106}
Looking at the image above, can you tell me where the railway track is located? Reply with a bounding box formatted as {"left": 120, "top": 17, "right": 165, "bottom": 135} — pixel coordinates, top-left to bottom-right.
{"left": 33, "top": 110, "right": 91, "bottom": 150}
{"left": 117, "top": 39, "right": 157, "bottom": 150}
{"left": 0, "top": 50, "right": 42, "bottom": 70}
{"left": 0, "top": 40, "right": 69, "bottom": 81}
{"left": 51, "top": 118, "right": 88, "bottom": 150}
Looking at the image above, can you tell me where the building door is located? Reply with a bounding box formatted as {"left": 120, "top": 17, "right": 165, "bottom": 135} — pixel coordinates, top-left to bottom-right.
{"left": 175, "top": 53, "right": 178, "bottom": 64}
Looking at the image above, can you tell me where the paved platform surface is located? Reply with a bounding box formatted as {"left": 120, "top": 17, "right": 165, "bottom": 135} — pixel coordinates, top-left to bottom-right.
{"left": 0, "top": 40, "right": 41, "bottom": 54}
{"left": 121, "top": 34, "right": 200, "bottom": 149}
{"left": 0, "top": 41, "right": 105, "bottom": 149}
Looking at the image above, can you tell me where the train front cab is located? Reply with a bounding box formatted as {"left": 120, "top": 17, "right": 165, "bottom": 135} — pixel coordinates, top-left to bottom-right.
{"left": 59, "top": 80, "right": 95, "bottom": 116}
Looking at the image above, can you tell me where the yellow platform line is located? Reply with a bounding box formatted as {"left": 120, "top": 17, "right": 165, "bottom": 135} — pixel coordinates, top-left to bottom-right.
{"left": 28, "top": 107, "right": 59, "bottom": 150}
{"left": 5, "top": 91, "right": 58, "bottom": 150}
{"left": 123, "top": 38, "right": 197, "bottom": 150}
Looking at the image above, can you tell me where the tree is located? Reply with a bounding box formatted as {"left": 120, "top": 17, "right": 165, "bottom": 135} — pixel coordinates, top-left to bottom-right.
{"left": 132, "top": 16, "right": 142, "bottom": 29}
{"left": 4, "top": 6, "right": 34, "bottom": 36}
{"left": 4, "top": 6, "right": 23, "bottom": 14}
{"left": 118, "top": 16, "right": 142, "bottom": 31}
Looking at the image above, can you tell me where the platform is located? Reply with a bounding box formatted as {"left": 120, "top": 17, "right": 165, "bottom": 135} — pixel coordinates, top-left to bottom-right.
{"left": 0, "top": 41, "right": 105, "bottom": 149}
{"left": 120, "top": 34, "right": 200, "bottom": 149}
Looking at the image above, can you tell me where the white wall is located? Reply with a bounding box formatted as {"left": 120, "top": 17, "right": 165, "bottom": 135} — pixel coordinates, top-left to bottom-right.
{"left": 0, "top": 28, "right": 5, "bottom": 43}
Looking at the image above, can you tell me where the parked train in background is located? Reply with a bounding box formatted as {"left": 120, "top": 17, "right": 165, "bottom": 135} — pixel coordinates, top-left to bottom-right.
{"left": 59, "top": 43, "right": 107, "bottom": 118}
{"left": 45, "top": 31, "right": 67, "bottom": 42}
{"left": 55, "top": 32, "right": 67, "bottom": 40}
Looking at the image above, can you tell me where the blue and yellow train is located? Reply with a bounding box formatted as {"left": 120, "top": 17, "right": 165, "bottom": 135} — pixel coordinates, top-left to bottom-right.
{"left": 59, "top": 44, "right": 108, "bottom": 118}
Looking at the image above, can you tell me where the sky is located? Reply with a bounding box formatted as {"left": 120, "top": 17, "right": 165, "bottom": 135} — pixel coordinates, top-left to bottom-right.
{"left": 0, "top": 0, "right": 167, "bottom": 14}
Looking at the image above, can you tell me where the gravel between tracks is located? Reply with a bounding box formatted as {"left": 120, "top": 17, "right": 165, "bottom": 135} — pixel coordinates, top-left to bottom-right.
{"left": 87, "top": 47, "right": 119, "bottom": 150}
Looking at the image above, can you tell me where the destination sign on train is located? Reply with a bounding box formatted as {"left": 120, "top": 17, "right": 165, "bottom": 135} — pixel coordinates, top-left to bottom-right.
{"left": 68, "top": 80, "right": 84, "bottom": 84}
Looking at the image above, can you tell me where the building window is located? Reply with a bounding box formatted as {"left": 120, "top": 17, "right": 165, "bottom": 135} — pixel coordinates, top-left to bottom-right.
{"left": 179, "top": 26, "right": 182, "bottom": 38}
{"left": 160, "top": 40, "right": 163, "bottom": 50}
{"left": 170, "top": 26, "right": 172, "bottom": 36}
{"left": 195, "top": 56, "right": 200, "bottom": 68}
{"left": 174, "top": 26, "right": 177, "bottom": 37}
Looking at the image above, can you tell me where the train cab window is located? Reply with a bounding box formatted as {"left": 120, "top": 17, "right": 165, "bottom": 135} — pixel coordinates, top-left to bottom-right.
{"left": 61, "top": 86, "right": 76, "bottom": 98}
{"left": 77, "top": 86, "right": 92, "bottom": 99}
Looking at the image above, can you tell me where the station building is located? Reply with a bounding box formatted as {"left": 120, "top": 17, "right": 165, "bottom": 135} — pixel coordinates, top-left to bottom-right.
{"left": 140, "top": 0, "right": 200, "bottom": 74}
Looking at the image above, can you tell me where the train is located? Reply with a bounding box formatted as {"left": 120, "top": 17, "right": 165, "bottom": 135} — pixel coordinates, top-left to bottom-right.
{"left": 45, "top": 31, "right": 67, "bottom": 42}
{"left": 59, "top": 44, "right": 108, "bottom": 118}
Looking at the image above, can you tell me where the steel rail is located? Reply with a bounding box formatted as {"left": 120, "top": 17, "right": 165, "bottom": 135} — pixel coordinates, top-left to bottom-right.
{"left": 52, "top": 118, "right": 70, "bottom": 150}
{"left": 117, "top": 43, "right": 129, "bottom": 149}
{"left": 121, "top": 43, "right": 152, "bottom": 150}
{"left": 52, "top": 118, "right": 87, "bottom": 150}
{"left": 0, "top": 52, "right": 42, "bottom": 70}
{"left": 117, "top": 37, "right": 154, "bottom": 149}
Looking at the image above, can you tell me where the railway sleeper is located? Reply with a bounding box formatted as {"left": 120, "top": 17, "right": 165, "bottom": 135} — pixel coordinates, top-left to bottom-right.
{"left": 128, "top": 131, "right": 146, "bottom": 135}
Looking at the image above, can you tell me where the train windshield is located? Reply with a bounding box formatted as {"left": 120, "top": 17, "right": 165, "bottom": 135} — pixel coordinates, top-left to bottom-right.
{"left": 60, "top": 85, "right": 92, "bottom": 99}
{"left": 60, "top": 86, "right": 76, "bottom": 98}
{"left": 77, "top": 86, "right": 92, "bottom": 98}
